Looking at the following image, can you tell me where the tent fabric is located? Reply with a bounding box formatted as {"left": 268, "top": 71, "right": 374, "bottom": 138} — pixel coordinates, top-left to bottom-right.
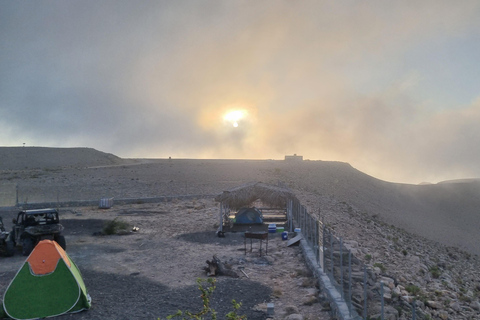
{"left": 27, "top": 240, "right": 71, "bottom": 275}
{"left": 234, "top": 207, "right": 263, "bottom": 224}
{"left": 3, "top": 240, "right": 91, "bottom": 320}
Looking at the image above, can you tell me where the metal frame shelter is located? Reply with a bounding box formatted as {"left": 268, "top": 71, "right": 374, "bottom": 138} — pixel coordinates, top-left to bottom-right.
{"left": 215, "top": 182, "right": 295, "bottom": 233}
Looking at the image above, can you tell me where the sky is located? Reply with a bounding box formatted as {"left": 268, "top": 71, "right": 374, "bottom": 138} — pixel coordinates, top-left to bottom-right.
{"left": 1, "top": 1, "right": 480, "bottom": 184}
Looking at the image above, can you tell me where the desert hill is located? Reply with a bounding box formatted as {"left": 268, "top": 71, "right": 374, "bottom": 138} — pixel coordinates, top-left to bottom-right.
{"left": 0, "top": 147, "right": 479, "bottom": 256}
{"left": 0, "top": 147, "right": 123, "bottom": 170}
{"left": 272, "top": 161, "right": 480, "bottom": 255}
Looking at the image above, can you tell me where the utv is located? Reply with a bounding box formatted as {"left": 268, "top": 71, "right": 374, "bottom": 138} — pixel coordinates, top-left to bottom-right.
{"left": 0, "top": 216, "right": 15, "bottom": 257}
{"left": 11, "top": 208, "right": 66, "bottom": 256}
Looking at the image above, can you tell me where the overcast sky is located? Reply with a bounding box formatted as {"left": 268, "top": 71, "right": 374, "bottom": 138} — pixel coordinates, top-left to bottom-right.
{"left": 2, "top": 1, "right": 480, "bottom": 184}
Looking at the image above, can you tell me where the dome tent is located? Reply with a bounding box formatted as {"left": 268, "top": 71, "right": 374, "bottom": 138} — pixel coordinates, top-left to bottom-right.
{"left": 234, "top": 207, "right": 263, "bottom": 224}
{"left": 2, "top": 240, "right": 91, "bottom": 320}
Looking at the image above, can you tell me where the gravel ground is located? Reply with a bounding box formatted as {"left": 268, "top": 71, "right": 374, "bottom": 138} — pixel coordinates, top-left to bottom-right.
{"left": 1, "top": 201, "right": 330, "bottom": 320}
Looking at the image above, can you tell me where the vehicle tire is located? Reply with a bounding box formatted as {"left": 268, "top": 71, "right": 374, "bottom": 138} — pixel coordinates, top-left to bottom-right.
{"left": 9, "top": 229, "right": 15, "bottom": 246}
{"left": 56, "top": 235, "right": 67, "bottom": 251}
{"left": 5, "top": 240, "right": 15, "bottom": 257}
{"left": 22, "top": 238, "right": 34, "bottom": 256}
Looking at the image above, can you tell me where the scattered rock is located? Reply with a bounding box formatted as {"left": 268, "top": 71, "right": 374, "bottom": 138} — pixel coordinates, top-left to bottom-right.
{"left": 470, "top": 300, "right": 480, "bottom": 311}
{"left": 284, "top": 305, "right": 298, "bottom": 315}
{"left": 426, "top": 300, "right": 442, "bottom": 309}
{"left": 284, "top": 314, "right": 303, "bottom": 320}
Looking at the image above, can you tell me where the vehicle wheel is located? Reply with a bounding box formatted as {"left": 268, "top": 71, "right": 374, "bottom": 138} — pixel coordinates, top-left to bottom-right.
{"left": 9, "top": 230, "right": 16, "bottom": 246}
{"left": 5, "top": 240, "right": 15, "bottom": 257}
{"left": 56, "top": 235, "right": 66, "bottom": 251}
{"left": 22, "top": 238, "right": 34, "bottom": 256}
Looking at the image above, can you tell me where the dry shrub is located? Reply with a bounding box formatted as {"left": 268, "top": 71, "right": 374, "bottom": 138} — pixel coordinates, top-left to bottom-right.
{"left": 103, "top": 218, "right": 131, "bottom": 235}
{"left": 295, "top": 269, "right": 313, "bottom": 277}
{"left": 303, "top": 296, "right": 319, "bottom": 306}
{"left": 301, "top": 278, "right": 318, "bottom": 288}
{"left": 284, "top": 306, "right": 298, "bottom": 315}
{"left": 272, "top": 287, "right": 283, "bottom": 298}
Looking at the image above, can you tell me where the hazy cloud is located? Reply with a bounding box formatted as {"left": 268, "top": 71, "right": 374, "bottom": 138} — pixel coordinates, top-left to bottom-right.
{"left": 2, "top": 1, "right": 480, "bottom": 183}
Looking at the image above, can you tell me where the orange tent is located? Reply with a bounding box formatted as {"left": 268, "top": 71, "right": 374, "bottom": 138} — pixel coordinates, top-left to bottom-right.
{"left": 2, "top": 240, "right": 91, "bottom": 320}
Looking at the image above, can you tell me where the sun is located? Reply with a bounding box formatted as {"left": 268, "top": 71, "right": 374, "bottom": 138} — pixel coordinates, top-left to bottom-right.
{"left": 224, "top": 110, "right": 247, "bottom": 128}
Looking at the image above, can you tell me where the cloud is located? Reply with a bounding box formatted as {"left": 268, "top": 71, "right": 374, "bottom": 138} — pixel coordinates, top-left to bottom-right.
{"left": 1, "top": 1, "right": 480, "bottom": 183}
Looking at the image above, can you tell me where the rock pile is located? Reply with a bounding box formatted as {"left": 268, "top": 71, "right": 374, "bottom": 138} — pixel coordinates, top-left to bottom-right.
{"left": 298, "top": 192, "right": 480, "bottom": 320}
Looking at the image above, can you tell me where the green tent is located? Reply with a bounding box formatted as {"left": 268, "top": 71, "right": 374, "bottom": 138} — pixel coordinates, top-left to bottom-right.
{"left": 2, "top": 240, "right": 91, "bottom": 319}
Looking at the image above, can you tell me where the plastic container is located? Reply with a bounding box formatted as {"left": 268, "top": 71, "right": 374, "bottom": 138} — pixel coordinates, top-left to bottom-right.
{"left": 268, "top": 223, "right": 276, "bottom": 233}
{"left": 281, "top": 231, "right": 288, "bottom": 240}
{"left": 99, "top": 197, "right": 114, "bottom": 209}
{"left": 276, "top": 227, "right": 285, "bottom": 233}
{"left": 267, "top": 303, "right": 274, "bottom": 316}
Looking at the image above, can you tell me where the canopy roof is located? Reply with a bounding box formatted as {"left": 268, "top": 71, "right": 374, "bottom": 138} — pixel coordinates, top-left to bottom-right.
{"left": 215, "top": 182, "right": 294, "bottom": 210}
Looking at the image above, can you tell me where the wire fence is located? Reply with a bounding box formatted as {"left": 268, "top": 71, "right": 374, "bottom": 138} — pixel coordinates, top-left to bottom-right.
{"left": 288, "top": 198, "right": 420, "bottom": 320}
{"left": 0, "top": 181, "right": 246, "bottom": 208}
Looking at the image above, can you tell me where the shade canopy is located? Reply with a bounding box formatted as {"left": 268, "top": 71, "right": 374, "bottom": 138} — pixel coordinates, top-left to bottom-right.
{"left": 215, "top": 182, "right": 294, "bottom": 210}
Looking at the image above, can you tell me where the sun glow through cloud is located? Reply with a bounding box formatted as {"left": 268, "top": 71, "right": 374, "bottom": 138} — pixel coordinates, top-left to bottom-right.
{"left": 224, "top": 110, "right": 247, "bottom": 127}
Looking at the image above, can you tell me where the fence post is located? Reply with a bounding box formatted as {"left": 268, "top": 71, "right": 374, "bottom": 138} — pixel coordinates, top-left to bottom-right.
{"left": 315, "top": 219, "right": 319, "bottom": 264}
{"left": 363, "top": 265, "right": 368, "bottom": 320}
{"left": 322, "top": 222, "right": 326, "bottom": 271}
{"left": 412, "top": 299, "right": 416, "bottom": 320}
{"left": 381, "top": 282, "right": 384, "bottom": 320}
{"left": 299, "top": 202, "right": 302, "bottom": 231}
{"left": 304, "top": 206, "right": 307, "bottom": 238}
{"left": 298, "top": 204, "right": 301, "bottom": 232}
{"left": 291, "top": 200, "right": 294, "bottom": 226}
{"left": 312, "top": 215, "right": 315, "bottom": 245}
{"left": 289, "top": 199, "right": 293, "bottom": 232}
{"left": 303, "top": 206, "right": 306, "bottom": 236}
{"left": 219, "top": 202, "right": 224, "bottom": 232}
{"left": 310, "top": 214, "right": 314, "bottom": 245}
{"left": 305, "top": 210, "right": 309, "bottom": 243}
{"left": 340, "top": 237, "right": 344, "bottom": 298}
{"left": 330, "top": 232, "right": 334, "bottom": 277}
{"left": 304, "top": 210, "right": 307, "bottom": 241}
{"left": 348, "top": 250, "right": 352, "bottom": 316}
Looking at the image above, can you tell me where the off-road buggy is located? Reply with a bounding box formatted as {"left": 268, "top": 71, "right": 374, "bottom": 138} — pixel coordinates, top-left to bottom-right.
{"left": 11, "top": 208, "right": 66, "bottom": 256}
{"left": 0, "top": 216, "right": 15, "bottom": 257}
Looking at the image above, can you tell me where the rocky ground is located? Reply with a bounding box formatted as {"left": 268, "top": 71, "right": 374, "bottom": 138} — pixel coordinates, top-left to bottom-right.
{"left": 299, "top": 192, "right": 480, "bottom": 320}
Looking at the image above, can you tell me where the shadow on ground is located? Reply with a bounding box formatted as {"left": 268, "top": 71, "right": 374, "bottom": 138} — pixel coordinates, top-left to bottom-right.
{"left": 53, "top": 269, "right": 271, "bottom": 320}
{"left": 177, "top": 231, "right": 246, "bottom": 245}
{"left": 62, "top": 219, "right": 108, "bottom": 236}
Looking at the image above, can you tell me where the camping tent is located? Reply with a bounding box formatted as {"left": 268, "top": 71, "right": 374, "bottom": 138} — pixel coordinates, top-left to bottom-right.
{"left": 234, "top": 207, "right": 263, "bottom": 224}
{"left": 2, "top": 240, "right": 91, "bottom": 320}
